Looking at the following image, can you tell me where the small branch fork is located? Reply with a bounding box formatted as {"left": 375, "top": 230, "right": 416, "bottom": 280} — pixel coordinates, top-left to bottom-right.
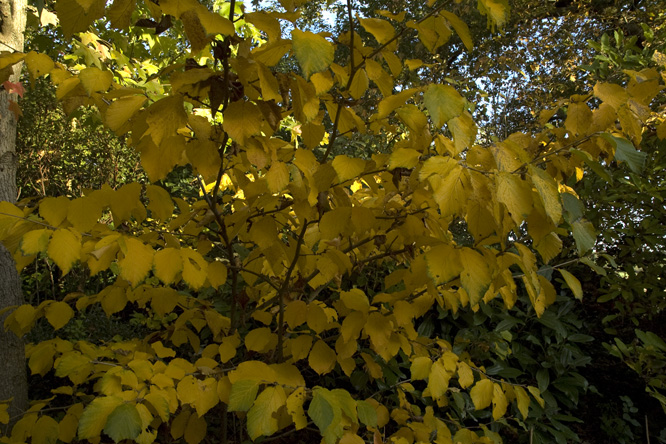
{"left": 320, "top": 0, "right": 452, "bottom": 162}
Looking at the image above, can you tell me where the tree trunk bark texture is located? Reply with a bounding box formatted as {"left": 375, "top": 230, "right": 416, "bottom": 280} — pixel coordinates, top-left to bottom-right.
{"left": 0, "top": 0, "right": 27, "bottom": 431}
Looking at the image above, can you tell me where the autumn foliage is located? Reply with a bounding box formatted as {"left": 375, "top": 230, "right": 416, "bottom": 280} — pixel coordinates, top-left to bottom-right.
{"left": 0, "top": 0, "right": 664, "bottom": 443}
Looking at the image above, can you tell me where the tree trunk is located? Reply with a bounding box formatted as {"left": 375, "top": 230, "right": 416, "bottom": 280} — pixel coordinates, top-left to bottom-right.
{"left": 0, "top": 0, "right": 27, "bottom": 432}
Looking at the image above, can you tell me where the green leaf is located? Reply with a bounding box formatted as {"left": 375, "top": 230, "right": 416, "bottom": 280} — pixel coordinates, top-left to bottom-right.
{"left": 423, "top": 84, "right": 464, "bottom": 127}
{"left": 571, "top": 219, "right": 596, "bottom": 255}
{"left": 228, "top": 379, "right": 260, "bottom": 412}
{"left": 600, "top": 133, "right": 647, "bottom": 174}
{"left": 78, "top": 396, "right": 124, "bottom": 440}
{"left": 308, "top": 388, "right": 335, "bottom": 439}
{"left": 246, "top": 386, "right": 286, "bottom": 440}
{"left": 291, "top": 29, "right": 334, "bottom": 79}
{"left": 356, "top": 400, "right": 377, "bottom": 428}
{"left": 103, "top": 403, "right": 142, "bottom": 443}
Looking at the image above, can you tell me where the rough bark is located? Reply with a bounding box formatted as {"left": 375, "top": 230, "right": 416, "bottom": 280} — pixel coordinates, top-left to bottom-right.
{"left": 0, "top": 0, "right": 27, "bottom": 432}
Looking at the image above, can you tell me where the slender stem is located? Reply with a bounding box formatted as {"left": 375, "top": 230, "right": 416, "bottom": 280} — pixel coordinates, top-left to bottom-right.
{"left": 276, "top": 219, "right": 309, "bottom": 361}
{"left": 196, "top": 177, "right": 240, "bottom": 334}
{"left": 212, "top": 133, "right": 230, "bottom": 199}
{"left": 347, "top": 0, "right": 355, "bottom": 70}
{"left": 321, "top": 0, "right": 451, "bottom": 163}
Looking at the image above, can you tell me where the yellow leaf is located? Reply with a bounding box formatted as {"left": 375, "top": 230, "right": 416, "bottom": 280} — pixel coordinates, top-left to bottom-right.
{"left": 107, "top": 0, "right": 135, "bottom": 28}
{"left": 287, "top": 335, "right": 312, "bottom": 361}
{"left": 397, "top": 104, "right": 428, "bottom": 134}
{"left": 245, "top": 12, "right": 281, "bottom": 41}
{"left": 118, "top": 237, "right": 154, "bottom": 287}
{"left": 310, "top": 71, "right": 334, "bottom": 95}
{"left": 145, "top": 95, "right": 188, "bottom": 146}
{"left": 252, "top": 39, "right": 292, "bottom": 67}
{"left": 359, "top": 17, "right": 395, "bottom": 44}
{"left": 527, "top": 386, "right": 545, "bottom": 408}
{"left": 67, "top": 197, "right": 102, "bottom": 232}
{"left": 285, "top": 300, "right": 308, "bottom": 329}
{"left": 110, "top": 182, "right": 143, "bottom": 224}
{"left": 144, "top": 391, "right": 170, "bottom": 422}
{"left": 219, "top": 333, "right": 240, "bottom": 363}
{"left": 365, "top": 59, "right": 393, "bottom": 96}
{"left": 528, "top": 165, "right": 562, "bottom": 225}
{"left": 152, "top": 341, "right": 176, "bottom": 358}
{"left": 228, "top": 361, "right": 277, "bottom": 384}
{"left": 470, "top": 379, "right": 493, "bottom": 410}
{"left": 559, "top": 269, "right": 583, "bottom": 300}
{"left": 477, "top": 0, "right": 509, "bottom": 31}
{"left": 184, "top": 412, "right": 206, "bottom": 444}
{"left": 291, "top": 29, "right": 334, "bottom": 78}
{"left": 425, "top": 244, "right": 461, "bottom": 284}
{"left": 257, "top": 62, "right": 282, "bottom": 102}
{"left": 245, "top": 327, "right": 278, "bottom": 353}
{"left": 306, "top": 303, "right": 329, "bottom": 333}
{"left": 492, "top": 383, "right": 508, "bottom": 420}
{"left": 79, "top": 67, "right": 112, "bottom": 96}
{"left": 247, "top": 386, "right": 286, "bottom": 440}
{"left": 449, "top": 111, "right": 477, "bottom": 154}
{"left": 45, "top": 301, "right": 74, "bottom": 330}
{"left": 565, "top": 102, "right": 592, "bottom": 137}
{"left": 410, "top": 356, "right": 432, "bottom": 380}
{"left": 25, "top": 51, "right": 54, "bottom": 78}
{"left": 207, "top": 261, "right": 227, "bottom": 288}
{"left": 332, "top": 155, "right": 365, "bottom": 183}
{"left": 47, "top": 229, "right": 81, "bottom": 275}
{"left": 427, "top": 360, "right": 451, "bottom": 401}
{"left": 266, "top": 161, "right": 290, "bottom": 193}
{"left": 286, "top": 387, "right": 308, "bottom": 429}
{"left": 21, "top": 229, "right": 52, "bottom": 255}
{"left": 388, "top": 148, "right": 420, "bottom": 169}
{"left": 56, "top": 0, "right": 105, "bottom": 37}
{"left": 457, "top": 362, "right": 474, "bottom": 389}
{"left": 0, "top": 52, "right": 25, "bottom": 70}
{"left": 77, "top": 396, "right": 123, "bottom": 440}
{"left": 309, "top": 339, "right": 336, "bottom": 375}
{"left": 376, "top": 88, "right": 417, "bottom": 119}
{"left": 28, "top": 341, "right": 56, "bottom": 376}
{"left": 153, "top": 248, "right": 183, "bottom": 285}
{"left": 340, "top": 288, "right": 369, "bottom": 314}
{"left": 196, "top": 7, "right": 235, "bottom": 36}
{"left": 459, "top": 248, "right": 491, "bottom": 307}
{"left": 423, "top": 83, "right": 464, "bottom": 127}
{"left": 441, "top": 11, "right": 472, "bottom": 51}
{"left": 228, "top": 379, "right": 261, "bottom": 412}
{"left": 349, "top": 68, "right": 369, "bottom": 100}
{"left": 39, "top": 196, "right": 70, "bottom": 226}
{"left": 593, "top": 82, "right": 628, "bottom": 110}
{"left": 105, "top": 95, "right": 147, "bottom": 132}
{"left": 514, "top": 386, "right": 530, "bottom": 419}
{"left": 6, "top": 304, "right": 36, "bottom": 336}
{"left": 146, "top": 185, "right": 173, "bottom": 221}
{"left": 181, "top": 248, "right": 208, "bottom": 290}
{"left": 0, "top": 404, "right": 8, "bottom": 425}
{"left": 177, "top": 376, "right": 219, "bottom": 417}
{"left": 223, "top": 101, "right": 263, "bottom": 143}
{"left": 496, "top": 172, "right": 533, "bottom": 225}
{"left": 59, "top": 404, "right": 83, "bottom": 442}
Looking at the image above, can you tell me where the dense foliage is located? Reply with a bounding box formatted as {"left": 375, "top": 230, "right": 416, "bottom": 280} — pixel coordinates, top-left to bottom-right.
{"left": 0, "top": 0, "right": 665, "bottom": 443}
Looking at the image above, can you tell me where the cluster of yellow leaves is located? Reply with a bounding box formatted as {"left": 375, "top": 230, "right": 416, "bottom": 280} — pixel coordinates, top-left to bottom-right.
{"left": 0, "top": 0, "right": 662, "bottom": 442}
